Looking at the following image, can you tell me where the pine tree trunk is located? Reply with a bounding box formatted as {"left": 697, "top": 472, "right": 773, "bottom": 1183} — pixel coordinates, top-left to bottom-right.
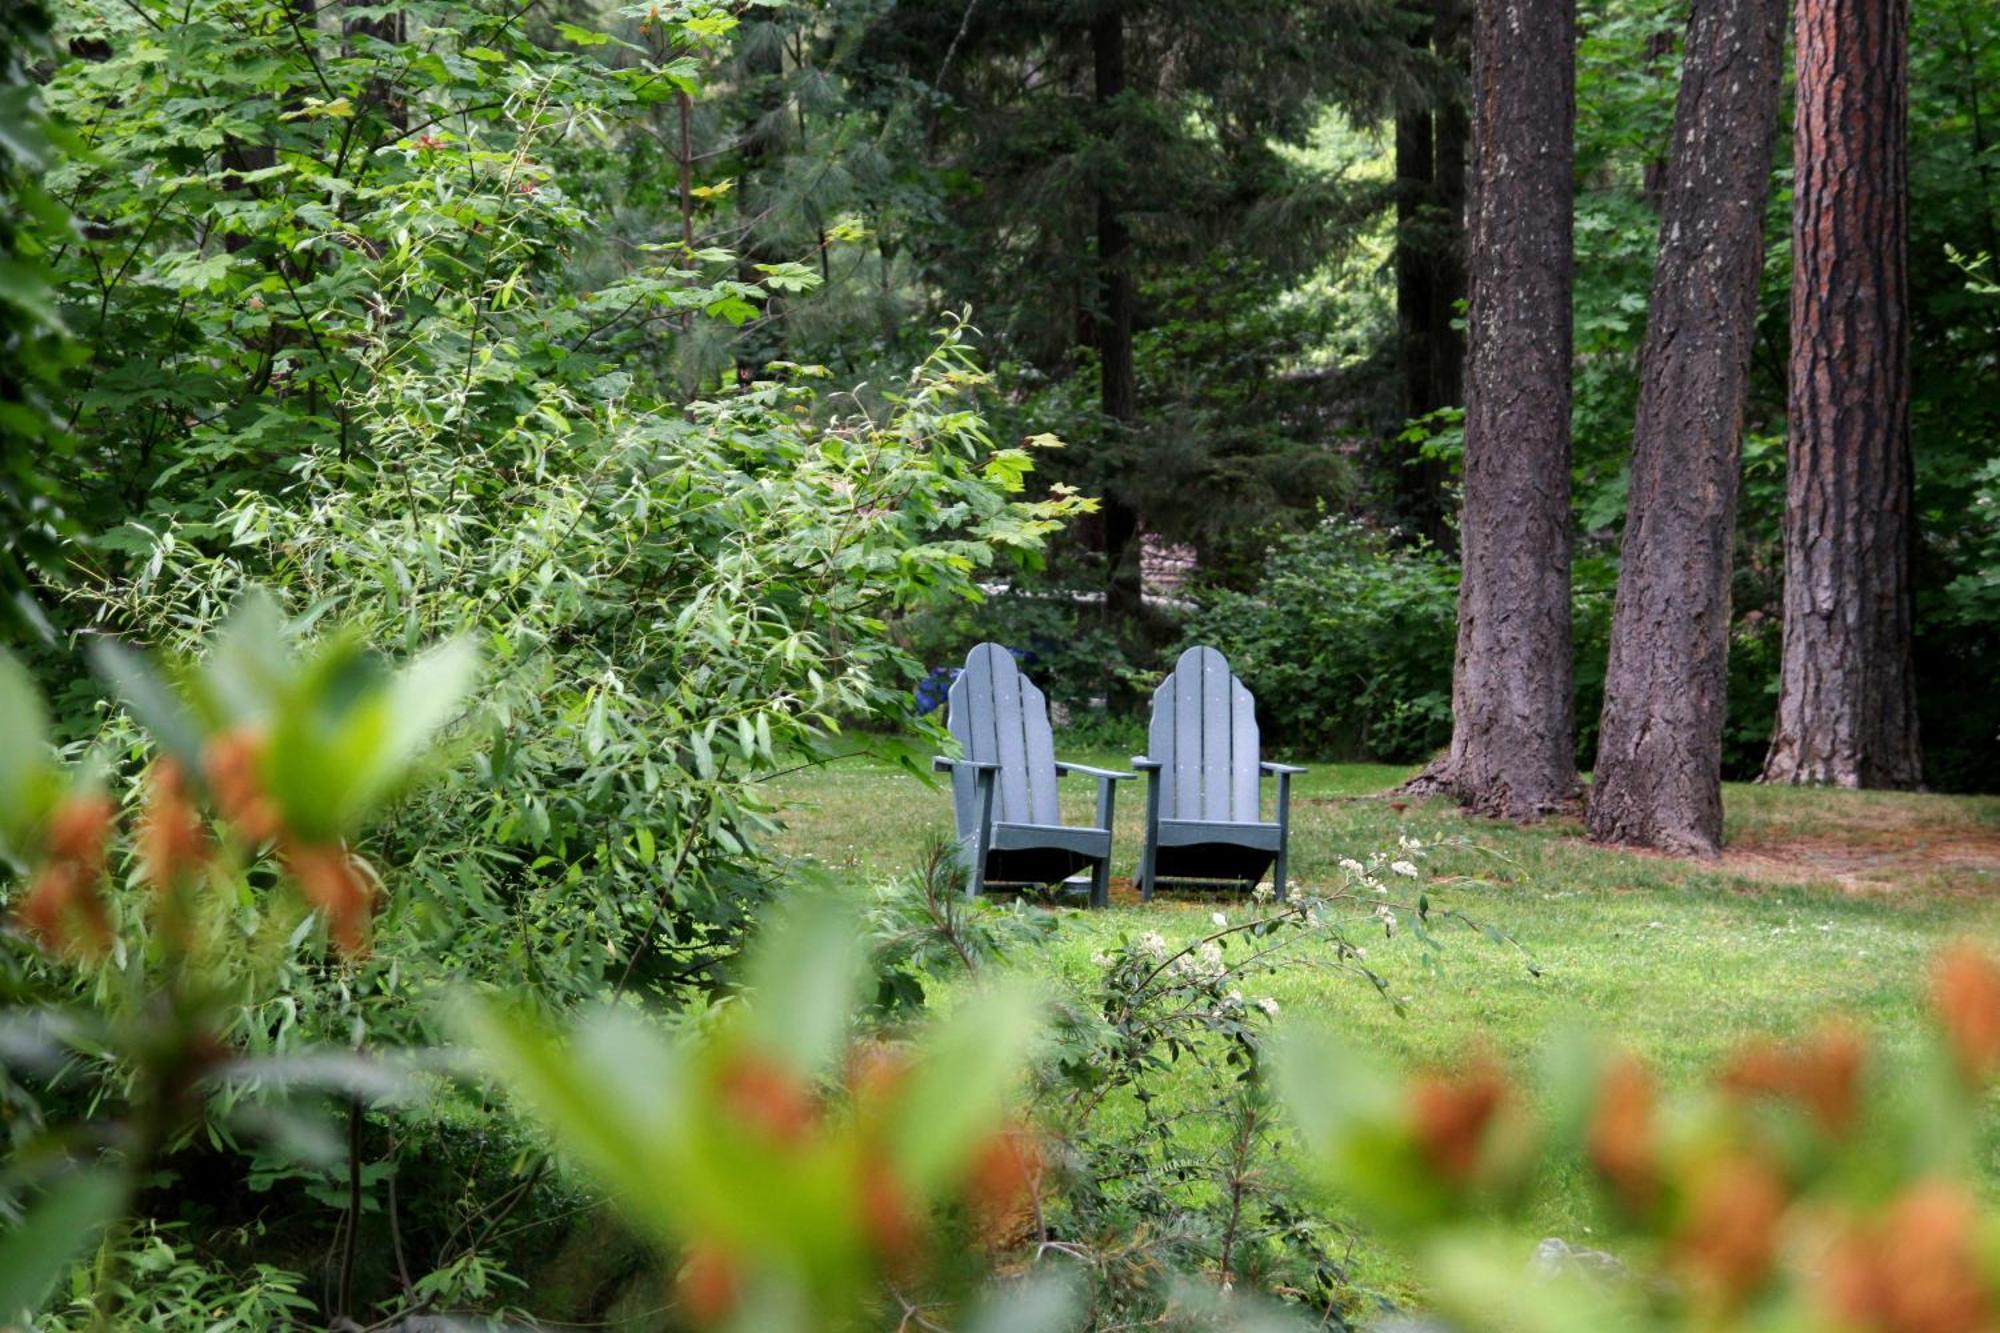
{"left": 1405, "top": 0, "right": 1577, "bottom": 820}
{"left": 1092, "top": 6, "right": 1142, "bottom": 620}
{"left": 1587, "top": 0, "right": 1788, "bottom": 855}
{"left": 1761, "top": 0, "right": 1923, "bottom": 788}
{"left": 1429, "top": 0, "right": 1469, "bottom": 424}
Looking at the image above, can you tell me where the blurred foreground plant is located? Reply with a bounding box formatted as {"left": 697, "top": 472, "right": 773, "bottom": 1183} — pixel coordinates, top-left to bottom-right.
{"left": 0, "top": 592, "right": 474, "bottom": 1324}
{"left": 1277, "top": 942, "right": 2000, "bottom": 1333}
{"left": 462, "top": 895, "right": 1052, "bottom": 1333}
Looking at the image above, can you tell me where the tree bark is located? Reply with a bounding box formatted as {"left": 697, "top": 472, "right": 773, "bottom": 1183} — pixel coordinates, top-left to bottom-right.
{"left": 1587, "top": 0, "right": 1788, "bottom": 855}
{"left": 1429, "top": 0, "right": 1468, "bottom": 425}
{"left": 1405, "top": 0, "right": 1577, "bottom": 820}
{"left": 1092, "top": 5, "right": 1142, "bottom": 620}
{"left": 1761, "top": 0, "right": 1923, "bottom": 788}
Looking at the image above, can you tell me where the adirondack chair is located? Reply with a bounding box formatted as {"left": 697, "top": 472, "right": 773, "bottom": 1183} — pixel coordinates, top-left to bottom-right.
{"left": 933, "top": 643, "right": 1133, "bottom": 907}
{"left": 1133, "top": 645, "right": 1306, "bottom": 900}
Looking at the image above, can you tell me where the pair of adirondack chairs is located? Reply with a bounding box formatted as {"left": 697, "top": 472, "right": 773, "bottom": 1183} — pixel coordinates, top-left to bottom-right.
{"left": 933, "top": 643, "right": 1304, "bottom": 905}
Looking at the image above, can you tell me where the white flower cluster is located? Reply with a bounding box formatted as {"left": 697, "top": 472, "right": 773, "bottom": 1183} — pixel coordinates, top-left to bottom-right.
{"left": 1331, "top": 838, "right": 1432, "bottom": 896}
{"left": 1224, "top": 989, "right": 1281, "bottom": 1018}
{"left": 1171, "top": 939, "right": 1227, "bottom": 981}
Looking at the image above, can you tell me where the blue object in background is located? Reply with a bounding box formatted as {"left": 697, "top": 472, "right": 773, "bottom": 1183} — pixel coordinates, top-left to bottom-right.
{"left": 915, "top": 665, "right": 959, "bottom": 715}
{"left": 916, "top": 646, "right": 1038, "bottom": 716}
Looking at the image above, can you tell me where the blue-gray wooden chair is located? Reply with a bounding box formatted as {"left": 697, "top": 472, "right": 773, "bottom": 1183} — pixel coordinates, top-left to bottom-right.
{"left": 933, "top": 643, "right": 1133, "bottom": 907}
{"left": 1133, "top": 645, "right": 1306, "bottom": 900}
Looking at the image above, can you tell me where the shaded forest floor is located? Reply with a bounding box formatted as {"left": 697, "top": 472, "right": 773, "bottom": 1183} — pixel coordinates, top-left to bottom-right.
{"left": 1717, "top": 784, "right": 2000, "bottom": 896}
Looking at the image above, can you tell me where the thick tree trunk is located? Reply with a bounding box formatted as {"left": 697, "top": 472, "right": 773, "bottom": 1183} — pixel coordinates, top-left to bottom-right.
{"left": 1587, "top": 0, "right": 1788, "bottom": 855}
{"left": 1429, "top": 0, "right": 1468, "bottom": 423}
{"left": 1092, "top": 6, "right": 1142, "bottom": 620}
{"left": 1405, "top": 0, "right": 1577, "bottom": 820}
{"left": 1761, "top": 0, "right": 1923, "bottom": 788}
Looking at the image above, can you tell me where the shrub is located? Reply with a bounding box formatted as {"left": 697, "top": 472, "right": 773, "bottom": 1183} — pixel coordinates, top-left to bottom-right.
{"left": 1182, "top": 519, "right": 1460, "bottom": 762}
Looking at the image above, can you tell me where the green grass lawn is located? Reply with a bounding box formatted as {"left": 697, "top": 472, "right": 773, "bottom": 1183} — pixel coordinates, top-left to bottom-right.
{"left": 767, "top": 740, "right": 2000, "bottom": 1286}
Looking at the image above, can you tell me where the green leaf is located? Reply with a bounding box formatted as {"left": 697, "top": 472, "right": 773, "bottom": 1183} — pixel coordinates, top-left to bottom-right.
{"left": 742, "top": 895, "right": 867, "bottom": 1079}
{"left": 456, "top": 998, "right": 684, "bottom": 1246}
{"left": 0, "top": 1169, "right": 127, "bottom": 1323}
{"left": 888, "top": 982, "right": 1039, "bottom": 1195}
{"left": 327, "top": 634, "right": 478, "bottom": 824}
{"left": 86, "top": 637, "right": 206, "bottom": 767}
{"left": 0, "top": 652, "right": 57, "bottom": 865}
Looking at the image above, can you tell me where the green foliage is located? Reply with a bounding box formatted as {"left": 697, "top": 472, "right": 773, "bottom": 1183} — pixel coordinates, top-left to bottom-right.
{"left": 38, "top": 1223, "right": 314, "bottom": 1332}
{"left": 35, "top": 0, "right": 786, "bottom": 551}
{"left": 1182, "top": 520, "right": 1461, "bottom": 762}
{"left": 864, "top": 833, "right": 1059, "bottom": 1016}
{"left": 898, "top": 566, "right": 1141, "bottom": 717}
{"left": 80, "top": 319, "right": 1081, "bottom": 1017}
{"left": 0, "top": 0, "right": 78, "bottom": 629}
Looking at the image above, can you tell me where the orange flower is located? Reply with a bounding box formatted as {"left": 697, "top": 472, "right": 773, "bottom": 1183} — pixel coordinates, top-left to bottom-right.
{"left": 138, "top": 759, "right": 208, "bottom": 889}
{"left": 44, "top": 792, "right": 115, "bottom": 867}
{"left": 1408, "top": 1058, "right": 1508, "bottom": 1186}
{"left": 283, "top": 841, "right": 375, "bottom": 956}
{"left": 1674, "top": 1154, "right": 1787, "bottom": 1312}
{"left": 675, "top": 1241, "right": 740, "bottom": 1325}
{"left": 16, "top": 860, "right": 111, "bottom": 955}
{"left": 202, "top": 728, "right": 282, "bottom": 845}
{"left": 1587, "top": 1051, "right": 1658, "bottom": 1212}
{"left": 1719, "top": 1021, "right": 1866, "bottom": 1134}
{"left": 16, "top": 792, "right": 116, "bottom": 955}
{"left": 1930, "top": 945, "right": 2000, "bottom": 1084}
{"left": 1822, "top": 1180, "right": 1992, "bottom": 1333}
{"left": 716, "top": 1054, "right": 817, "bottom": 1148}
{"left": 966, "top": 1122, "right": 1043, "bottom": 1247}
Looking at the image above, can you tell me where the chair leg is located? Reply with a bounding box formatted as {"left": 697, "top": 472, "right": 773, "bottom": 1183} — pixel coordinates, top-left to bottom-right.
{"left": 1139, "top": 769, "right": 1162, "bottom": 902}
{"left": 1089, "top": 857, "right": 1109, "bottom": 910}
{"left": 1272, "top": 771, "right": 1292, "bottom": 902}
{"left": 968, "top": 768, "right": 996, "bottom": 900}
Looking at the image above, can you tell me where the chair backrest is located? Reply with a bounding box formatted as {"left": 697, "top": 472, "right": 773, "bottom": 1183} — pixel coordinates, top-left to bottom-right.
{"left": 1146, "top": 645, "right": 1262, "bottom": 823}
{"left": 945, "top": 643, "right": 1062, "bottom": 833}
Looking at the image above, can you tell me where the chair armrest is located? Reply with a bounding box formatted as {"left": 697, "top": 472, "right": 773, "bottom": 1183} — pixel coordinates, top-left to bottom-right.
{"left": 1056, "top": 760, "right": 1135, "bottom": 782}
{"left": 1260, "top": 761, "right": 1308, "bottom": 776}
{"left": 933, "top": 755, "right": 1001, "bottom": 773}
{"left": 1131, "top": 756, "right": 1163, "bottom": 772}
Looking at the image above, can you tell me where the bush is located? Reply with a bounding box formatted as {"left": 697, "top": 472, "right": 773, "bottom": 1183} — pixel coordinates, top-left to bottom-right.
{"left": 1182, "top": 520, "right": 1459, "bottom": 763}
